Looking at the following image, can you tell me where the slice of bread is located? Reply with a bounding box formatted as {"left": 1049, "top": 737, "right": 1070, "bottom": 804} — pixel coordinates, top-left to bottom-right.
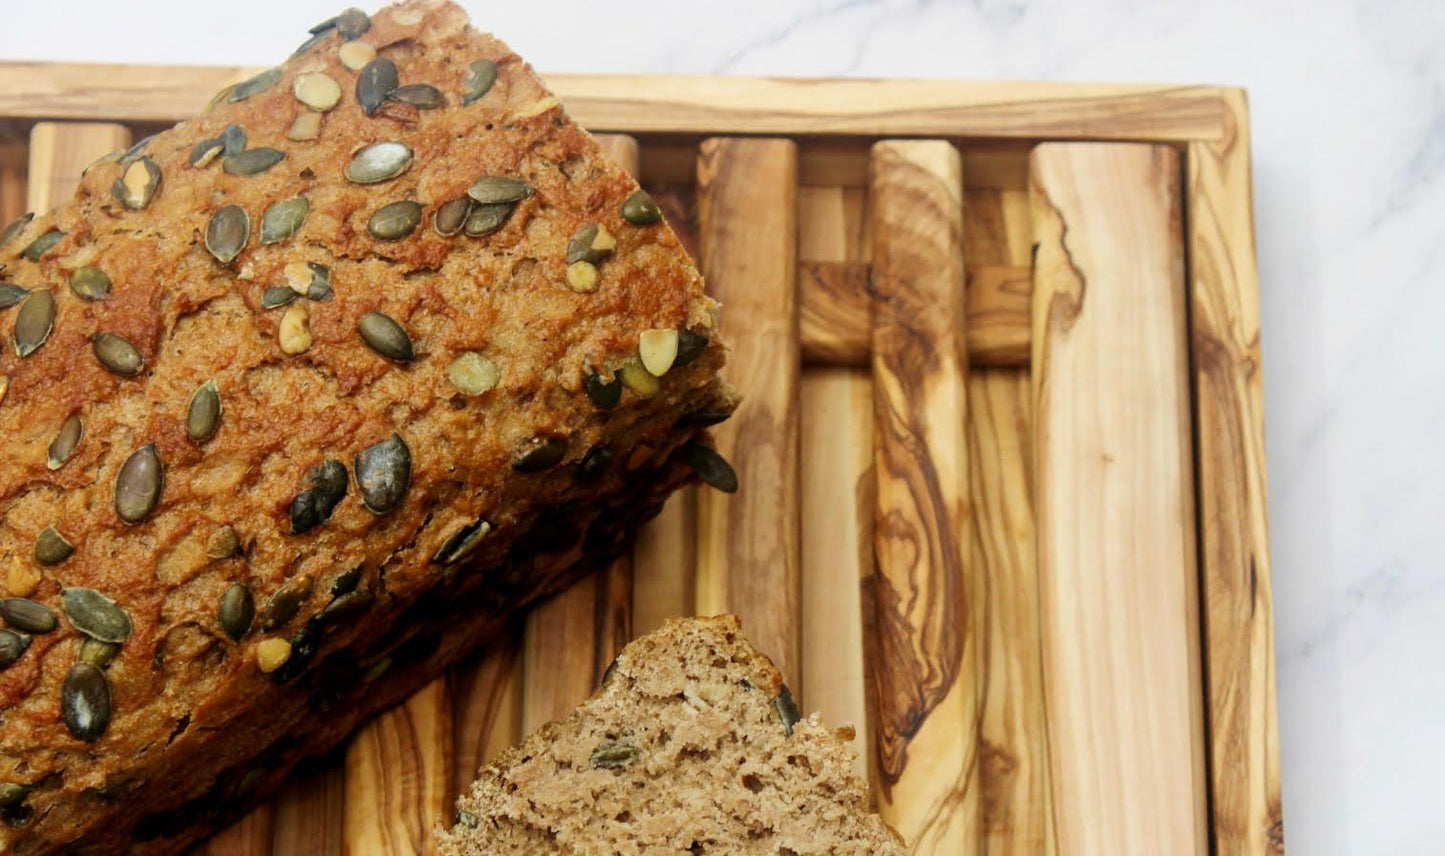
{"left": 440, "top": 615, "right": 904, "bottom": 855}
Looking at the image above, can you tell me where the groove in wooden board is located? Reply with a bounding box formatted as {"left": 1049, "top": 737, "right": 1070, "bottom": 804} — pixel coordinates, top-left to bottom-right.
{"left": 1188, "top": 110, "right": 1284, "bottom": 852}
{"left": 694, "top": 136, "right": 802, "bottom": 682}
{"left": 26, "top": 121, "right": 130, "bottom": 212}
{"left": 193, "top": 805, "right": 273, "bottom": 856}
{"left": 270, "top": 763, "right": 345, "bottom": 856}
{"left": 343, "top": 678, "right": 454, "bottom": 855}
{"left": 1029, "top": 142, "right": 1208, "bottom": 855}
{"left": 450, "top": 627, "right": 523, "bottom": 799}
{"left": 1, "top": 165, "right": 26, "bottom": 224}
{"left": 799, "top": 367, "right": 875, "bottom": 785}
{"left": 631, "top": 487, "right": 697, "bottom": 639}
{"left": 968, "top": 370, "right": 1052, "bottom": 855}
{"left": 867, "top": 139, "right": 978, "bottom": 852}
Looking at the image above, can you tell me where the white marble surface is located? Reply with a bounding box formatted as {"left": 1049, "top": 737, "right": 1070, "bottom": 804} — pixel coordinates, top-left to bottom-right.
{"left": 7, "top": 0, "right": 1444, "bottom": 851}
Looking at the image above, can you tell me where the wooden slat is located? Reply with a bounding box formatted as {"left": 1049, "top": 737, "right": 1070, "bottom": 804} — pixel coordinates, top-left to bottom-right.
{"left": 631, "top": 488, "right": 696, "bottom": 638}
{"left": 867, "top": 139, "right": 977, "bottom": 852}
{"left": 1187, "top": 92, "right": 1284, "bottom": 853}
{"left": 695, "top": 137, "right": 802, "bottom": 681}
{"left": 1029, "top": 142, "right": 1207, "bottom": 855}
{"left": 450, "top": 628, "right": 523, "bottom": 798}
{"left": 195, "top": 805, "right": 273, "bottom": 856}
{"left": 270, "top": 765, "right": 344, "bottom": 856}
{"left": 26, "top": 121, "right": 130, "bottom": 212}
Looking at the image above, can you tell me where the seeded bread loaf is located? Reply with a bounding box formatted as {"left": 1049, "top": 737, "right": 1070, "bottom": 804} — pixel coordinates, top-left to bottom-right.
{"left": 0, "top": 2, "right": 736, "bottom": 852}
{"left": 440, "top": 615, "right": 904, "bottom": 855}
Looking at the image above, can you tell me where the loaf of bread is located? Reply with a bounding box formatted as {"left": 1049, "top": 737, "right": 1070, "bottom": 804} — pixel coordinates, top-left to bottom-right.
{"left": 439, "top": 615, "right": 904, "bottom": 855}
{"left": 0, "top": 2, "right": 735, "bottom": 852}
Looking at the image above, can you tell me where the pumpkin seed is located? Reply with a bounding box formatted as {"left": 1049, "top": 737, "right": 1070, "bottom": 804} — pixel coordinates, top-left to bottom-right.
{"left": 566, "top": 223, "right": 616, "bottom": 265}
{"left": 21, "top": 229, "right": 62, "bottom": 262}
{"left": 260, "top": 195, "right": 309, "bottom": 244}
{"left": 462, "top": 202, "right": 512, "bottom": 237}
{"left": 446, "top": 352, "right": 499, "bottom": 395}
{"left": 356, "top": 57, "right": 399, "bottom": 115}
{"left": 773, "top": 684, "right": 802, "bottom": 736}
{"left": 307, "top": 264, "right": 333, "bottom": 301}
{"left": 565, "top": 261, "right": 599, "bottom": 292}
{"left": 69, "top": 266, "right": 111, "bottom": 301}
{"left": 79, "top": 638, "right": 120, "bottom": 669}
{"left": 621, "top": 189, "right": 662, "bottom": 225}
{"left": 291, "top": 28, "right": 331, "bottom": 58}
{"left": 118, "top": 135, "right": 153, "bottom": 165}
{"left": 287, "top": 112, "right": 322, "bottom": 141}
{"left": 590, "top": 740, "right": 639, "bottom": 769}
{"left": 207, "top": 525, "right": 242, "bottom": 559}
{"left": 256, "top": 637, "right": 291, "bottom": 673}
{"left": 679, "top": 409, "right": 732, "bottom": 427}
{"left": 220, "top": 124, "right": 247, "bottom": 156}
{"left": 317, "top": 590, "right": 374, "bottom": 625}
{"left": 599, "top": 657, "right": 618, "bottom": 688}
{"left": 13, "top": 290, "right": 56, "bottom": 357}
{"left": 290, "top": 459, "right": 347, "bottom": 535}
{"left": 513, "top": 437, "right": 566, "bottom": 473}
{"left": 224, "top": 147, "right": 286, "bottom": 177}
{"left": 467, "top": 176, "right": 533, "bottom": 205}
{"left": 206, "top": 204, "right": 249, "bottom": 264}
{"left": 279, "top": 303, "right": 312, "bottom": 354}
{"left": 261, "top": 579, "right": 312, "bottom": 631}
{"left": 47, "top": 414, "right": 83, "bottom": 470}
{"left": 219, "top": 583, "right": 255, "bottom": 641}
{"left": 577, "top": 446, "right": 613, "bottom": 481}
{"left": 63, "top": 588, "right": 133, "bottom": 643}
{"left": 0, "top": 630, "right": 30, "bottom": 669}
{"left": 62, "top": 662, "right": 111, "bottom": 741}
{"left": 114, "top": 443, "right": 163, "bottom": 524}
{"left": 0, "top": 213, "right": 33, "bottom": 250}
{"left": 33, "top": 526, "right": 74, "bottom": 566}
{"left": 345, "top": 141, "right": 412, "bottom": 184}
{"left": 433, "top": 197, "right": 472, "bottom": 236}
{"left": 584, "top": 370, "right": 622, "bottom": 410}
{"left": 322, "top": 6, "right": 370, "bottom": 39}
{"left": 687, "top": 442, "right": 738, "bottom": 494}
{"left": 432, "top": 518, "right": 490, "bottom": 565}
{"left": 355, "top": 433, "right": 411, "bottom": 514}
{"left": 186, "top": 379, "right": 222, "bottom": 443}
{"left": 229, "top": 68, "right": 281, "bottom": 102}
{"left": 0, "top": 283, "right": 27, "bottom": 309}
{"left": 389, "top": 83, "right": 445, "bottom": 109}
{"left": 618, "top": 359, "right": 659, "bottom": 397}
{"left": 262, "top": 286, "right": 299, "bottom": 309}
{"left": 367, "top": 200, "right": 423, "bottom": 240}
{"left": 375, "top": 98, "right": 419, "bottom": 125}
{"left": 456, "top": 809, "right": 480, "bottom": 829}
{"left": 111, "top": 157, "right": 161, "bottom": 210}
{"left": 639, "top": 328, "right": 679, "bottom": 376}
{"left": 462, "top": 59, "right": 498, "bottom": 105}
{"left": 358, "top": 311, "right": 413, "bottom": 361}
{"left": 0, "top": 599, "right": 56, "bottom": 634}
{"left": 93, "top": 332, "right": 144, "bottom": 377}
{"left": 331, "top": 566, "right": 362, "bottom": 596}
{"left": 294, "top": 72, "right": 342, "bottom": 111}
{"left": 675, "top": 329, "right": 709, "bottom": 366}
{"left": 338, "top": 41, "right": 376, "bottom": 71}
{"left": 189, "top": 137, "right": 224, "bottom": 167}
{"left": 271, "top": 622, "right": 321, "bottom": 683}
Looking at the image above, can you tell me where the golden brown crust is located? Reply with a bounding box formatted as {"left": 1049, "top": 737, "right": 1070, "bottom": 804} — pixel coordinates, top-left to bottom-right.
{"left": 0, "top": 1, "right": 731, "bottom": 851}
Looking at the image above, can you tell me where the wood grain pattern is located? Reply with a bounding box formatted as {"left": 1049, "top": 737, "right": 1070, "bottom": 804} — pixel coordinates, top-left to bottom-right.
{"left": 449, "top": 628, "right": 523, "bottom": 798}
{"left": 1187, "top": 91, "right": 1285, "bottom": 854}
{"left": 193, "top": 806, "right": 273, "bottom": 856}
{"left": 631, "top": 488, "right": 697, "bottom": 639}
{"left": 26, "top": 121, "right": 130, "bottom": 212}
{"left": 694, "top": 137, "right": 802, "bottom": 681}
{"left": 270, "top": 764, "right": 344, "bottom": 856}
{"left": 1029, "top": 142, "right": 1207, "bottom": 855}
{"left": 867, "top": 139, "right": 977, "bottom": 852}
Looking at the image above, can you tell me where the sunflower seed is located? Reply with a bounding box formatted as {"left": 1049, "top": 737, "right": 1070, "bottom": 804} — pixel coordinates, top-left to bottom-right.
{"left": 189, "top": 137, "right": 224, "bottom": 167}
{"left": 584, "top": 370, "right": 622, "bottom": 409}
{"left": 367, "top": 201, "right": 422, "bottom": 240}
{"left": 0, "top": 631, "right": 30, "bottom": 669}
{"left": 639, "top": 329, "right": 679, "bottom": 377}
{"left": 207, "top": 525, "right": 242, "bottom": 559}
{"left": 565, "top": 261, "right": 598, "bottom": 292}
{"left": 229, "top": 68, "right": 281, "bottom": 102}
{"left": 260, "top": 196, "right": 309, "bottom": 244}
{"left": 33, "top": 526, "right": 74, "bottom": 566}
{"left": 290, "top": 459, "right": 347, "bottom": 535}
{"left": 62, "top": 662, "right": 111, "bottom": 741}
{"left": 577, "top": 446, "right": 613, "bottom": 481}
{"left": 590, "top": 740, "right": 638, "bottom": 769}
{"left": 93, "top": 332, "right": 144, "bottom": 377}
{"left": 111, "top": 157, "right": 161, "bottom": 210}
{"left": 462, "top": 202, "right": 512, "bottom": 237}
{"left": 0, "top": 599, "right": 56, "bottom": 634}
{"left": 287, "top": 112, "right": 322, "bottom": 141}
{"left": 618, "top": 359, "right": 659, "bottom": 397}
{"left": 339, "top": 41, "right": 377, "bottom": 71}
{"left": 20, "top": 229, "right": 62, "bottom": 262}
{"left": 356, "top": 57, "right": 399, "bottom": 115}
{"left": 0, "top": 213, "right": 33, "bottom": 250}
{"left": 220, "top": 124, "right": 247, "bottom": 156}
{"left": 621, "top": 189, "right": 662, "bottom": 225}
{"left": 279, "top": 303, "right": 312, "bottom": 354}
{"left": 294, "top": 71, "right": 342, "bottom": 111}
{"left": 69, "top": 266, "right": 111, "bottom": 301}
{"left": 675, "top": 329, "right": 709, "bottom": 366}
{"left": 462, "top": 59, "right": 498, "bottom": 105}
{"left": 63, "top": 588, "right": 133, "bottom": 643}
{"left": 114, "top": 443, "right": 163, "bottom": 524}
{"left": 358, "top": 311, "right": 413, "bottom": 361}
{"left": 467, "top": 176, "right": 533, "bottom": 205}
{"left": 79, "top": 638, "right": 120, "bottom": 669}
{"left": 389, "top": 83, "right": 445, "bottom": 109}
{"left": 224, "top": 147, "right": 286, "bottom": 177}
{"left": 345, "top": 141, "right": 412, "bottom": 184}
{"left": 262, "top": 286, "right": 299, "bottom": 309}
{"left": 687, "top": 442, "right": 738, "bottom": 494}
{"left": 566, "top": 223, "right": 616, "bottom": 265}
{"left": 355, "top": 433, "right": 411, "bottom": 514}
{"left": 513, "top": 437, "right": 566, "bottom": 473}
{"left": 219, "top": 583, "right": 255, "bottom": 641}
{"left": 48, "top": 414, "right": 83, "bottom": 470}
{"left": 331, "top": 566, "right": 362, "bottom": 596}
{"left": 118, "top": 136, "right": 153, "bottom": 165}
{"left": 773, "top": 684, "right": 802, "bottom": 736}
{"left": 186, "top": 379, "right": 222, "bottom": 443}
{"left": 446, "top": 352, "right": 499, "bottom": 395}
{"left": 261, "top": 579, "right": 312, "bottom": 631}
{"left": 256, "top": 637, "right": 291, "bottom": 673}
{"left": 432, "top": 518, "right": 490, "bottom": 565}
{"left": 317, "top": 590, "right": 374, "bottom": 625}
{"left": 206, "top": 204, "right": 249, "bottom": 264}
{"left": 0, "top": 283, "right": 27, "bottom": 309}
{"left": 13, "top": 290, "right": 55, "bottom": 357}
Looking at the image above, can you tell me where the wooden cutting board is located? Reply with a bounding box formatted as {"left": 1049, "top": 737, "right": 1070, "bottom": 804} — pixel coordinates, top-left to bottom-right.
{"left": 0, "top": 64, "right": 1283, "bottom": 855}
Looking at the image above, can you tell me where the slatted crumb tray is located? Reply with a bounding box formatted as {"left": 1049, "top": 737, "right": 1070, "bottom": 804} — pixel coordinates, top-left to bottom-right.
{"left": 0, "top": 64, "right": 1282, "bottom": 855}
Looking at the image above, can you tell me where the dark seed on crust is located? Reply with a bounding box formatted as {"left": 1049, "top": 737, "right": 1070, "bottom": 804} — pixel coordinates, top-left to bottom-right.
{"left": 433, "top": 197, "right": 472, "bottom": 236}
{"left": 219, "top": 583, "right": 255, "bottom": 641}
{"left": 33, "top": 526, "right": 74, "bottom": 566}
{"left": 111, "top": 156, "right": 162, "bottom": 210}
{"left": 291, "top": 28, "right": 332, "bottom": 58}
{"left": 678, "top": 410, "right": 732, "bottom": 427}
{"left": 686, "top": 442, "right": 739, "bottom": 493}
{"left": 356, "top": 57, "right": 399, "bottom": 116}
{"left": 330, "top": 566, "right": 362, "bottom": 596}
{"left": 599, "top": 656, "right": 619, "bottom": 688}
{"left": 0, "top": 283, "right": 27, "bottom": 309}
{"left": 317, "top": 590, "right": 375, "bottom": 625}
{"left": 0, "top": 631, "right": 30, "bottom": 669}
{"left": 367, "top": 201, "right": 423, "bottom": 240}
{"left": 114, "top": 443, "right": 164, "bottom": 524}
{"left": 467, "top": 176, "right": 533, "bottom": 205}
{"left": 773, "top": 684, "right": 802, "bottom": 736}
{"left": 335, "top": 7, "right": 371, "bottom": 39}
{"left": 621, "top": 189, "right": 663, "bottom": 225}
{"left": 20, "top": 229, "right": 63, "bottom": 262}
{"left": 220, "top": 124, "right": 246, "bottom": 157}
{"left": 186, "top": 379, "right": 222, "bottom": 443}
{"left": 462, "top": 202, "right": 512, "bottom": 237}
{"left": 462, "top": 59, "right": 498, "bottom": 105}
{"left": 590, "top": 740, "right": 639, "bottom": 769}
{"left": 584, "top": 370, "right": 623, "bottom": 410}
{"left": 432, "top": 518, "right": 490, "bottom": 566}
{"left": 270, "top": 621, "right": 322, "bottom": 683}
{"left": 577, "top": 446, "right": 613, "bottom": 481}
{"left": 228, "top": 68, "right": 281, "bottom": 102}
{"left": 79, "top": 638, "right": 120, "bottom": 669}
{"left": 13, "top": 290, "right": 55, "bottom": 357}
{"left": 355, "top": 433, "right": 411, "bottom": 515}
{"left": 62, "top": 662, "right": 112, "bottom": 741}
{"left": 358, "top": 311, "right": 414, "bottom": 362}
{"left": 260, "top": 196, "right": 309, "bottom": 244}
{"left": 260, "top": 579, "right": 311, "bottom": 632}
{"left": 62, "top": 588, "right": 133, "bottom": 643}
{"left": 69, "top": 266, "right": 111, "bottom": 301}
{"left": 566, "top": 223, "right": 616, "bottom": 266}
{"left": 290, "top": 459, "right": 348, "bottom": 535}
{"left": 388, "top": 84, "right": 445, "bottom": 109}
{"left": 513, "top": 437, "right": 567, "bottom": 473}
{"left": 207, "top": 525, "right": 242, "bottom": 559}
{"left": 224, "top": 147, "right": 286, "bottom": 177}
{"left": 93, "top": 332, "right": 145, "bottom": 377}
{"left": 0, "top": 213, "right": 33, "bottom": 250}
{"left": 118, "top": 135, "right": 154, "bottom": 165}
{"left": 0, "top": 599, "right": 57, "bottom": 634}
{"left": 206, "top": 204, "right": 250, "bottom": 264}
{"left": 305, "top": 263, "right": 333, "bottom": 301}
{"left": 262, "top": 286, "right": 299, "bottom": 309}
{"left": 189, "top": 137, "right": 224, "bottom": 167}
{"left": 674, "top": 329, "right": 709, "bottom": 367}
